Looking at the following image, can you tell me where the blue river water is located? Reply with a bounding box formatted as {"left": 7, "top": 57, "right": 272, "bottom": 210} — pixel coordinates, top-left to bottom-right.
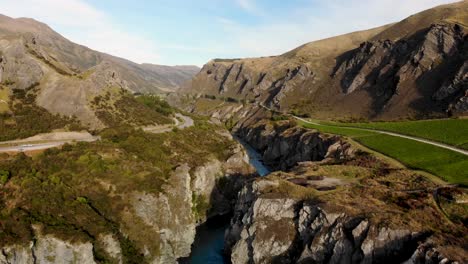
{"left": 180, "top": 137, "right": 271, "bottom": 264}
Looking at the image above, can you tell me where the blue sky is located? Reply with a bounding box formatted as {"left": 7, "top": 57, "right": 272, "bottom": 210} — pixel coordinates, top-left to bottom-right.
{"left": 0, "top": 0, "right": 460, "bottom": 66}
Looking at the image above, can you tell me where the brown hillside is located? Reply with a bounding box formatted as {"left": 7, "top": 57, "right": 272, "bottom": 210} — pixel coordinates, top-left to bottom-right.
{"left": 183, "top": 1, "right": 468, "bottom": 120}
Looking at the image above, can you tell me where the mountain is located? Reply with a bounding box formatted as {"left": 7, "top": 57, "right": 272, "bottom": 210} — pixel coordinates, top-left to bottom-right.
{"left": 0, "top": 14, "right": 199, "bottom": 128}
{"left": 182, "top": 1, "right": 468, "bottom": 120}
{"left": 140, "top": 64, "right": 200, "bottom": 92}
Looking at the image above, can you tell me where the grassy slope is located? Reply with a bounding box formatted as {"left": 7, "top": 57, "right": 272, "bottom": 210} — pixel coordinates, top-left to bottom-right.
{"left": 300, "top": 121, "right": 468, "bottom": 185}
{"left": 321, "top": 119, "right": 468, "bottom": 150}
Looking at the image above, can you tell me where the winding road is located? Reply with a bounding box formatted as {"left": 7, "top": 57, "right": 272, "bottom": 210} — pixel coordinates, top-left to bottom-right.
{"left": 143, "top": 113, "right": 194, "bottom": 134}
{"left": 0, "top": 131, "right": 99, "bottom": 153}
{"left": 0, "top": 113, "right": 194, "bottom": 153}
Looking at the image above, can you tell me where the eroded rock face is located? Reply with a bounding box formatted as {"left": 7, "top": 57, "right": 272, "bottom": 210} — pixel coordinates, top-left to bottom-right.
{"left": 333, "top": 23, "right": 467, "bottom": 117}
{"left": 225, "top": 179, "right": 459, "bottom": 264}
{"left": 184, "top": 20, "right": 467, "bottom": 120}
{"left": 0, "top": 235, "right": 96, "bottom": 264}
{"left": 196, "top": 62, "right": 314, "bottom": 111}
{"left": 234, "top": 120, "right": 353, "bottom": 170}
{"left": 0, "top": 141, "right": 255, "bottom": 264}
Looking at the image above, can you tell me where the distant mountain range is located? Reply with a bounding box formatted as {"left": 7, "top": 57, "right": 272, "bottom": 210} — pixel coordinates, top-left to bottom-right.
{"left": 0, "top": 14, "right": 199, "bottom": 127}
{"left": 182, "top": 1, "right": 467, "bottom": 120}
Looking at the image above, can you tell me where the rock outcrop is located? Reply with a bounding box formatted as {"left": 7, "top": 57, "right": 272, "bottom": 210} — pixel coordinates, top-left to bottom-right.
{"left": 195, "top": 61, "right": 314, "bottom": 111}
{"left": 234, "top": 119, "right": 353, "bottom": 171}
{"left": 224, "top": 115, "right": 467, "bottom": 264}
{"left": 332, "top": 23, "right": 467, "bottom": 118}
{"left": 225, "top": 176, "right": 465, "bottom": 264}
{"left": 0, "top": 234, "right": 97, "bottom": 264}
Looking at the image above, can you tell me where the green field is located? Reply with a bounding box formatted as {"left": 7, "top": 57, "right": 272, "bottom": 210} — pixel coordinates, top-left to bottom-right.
{"left": 319, "top": 119, "right": 468, "bottom": 150}
{"left": 300, "top": 121, "right": 468, "bottom": 186}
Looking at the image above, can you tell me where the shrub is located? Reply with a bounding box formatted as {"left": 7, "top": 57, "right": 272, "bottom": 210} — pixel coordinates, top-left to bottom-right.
{"left": 203, "top": 94, "right": 216, "bottom": 100}
{"left": 0, "top": 170, "right": 10, "bottom": 184}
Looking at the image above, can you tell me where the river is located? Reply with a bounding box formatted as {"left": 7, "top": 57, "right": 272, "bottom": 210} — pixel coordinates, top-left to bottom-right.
{"left": 180, "top": 137, "right": 271, "bottom": 264}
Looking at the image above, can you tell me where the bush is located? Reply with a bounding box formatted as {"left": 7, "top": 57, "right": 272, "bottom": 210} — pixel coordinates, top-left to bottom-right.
{"left": 203, "top": 94, "right": 216, "bottom": 100}
{"left": 225, "top": 97, "right": 239, "bottom": 103}
{"left": 0, "top": 90, "right": 83, "bottom": 141}
{"left": 136, "top": 95, "right": 174, "bottom": 116}
{"left": 0, "top": 170, "right": 10, "bottom": 184}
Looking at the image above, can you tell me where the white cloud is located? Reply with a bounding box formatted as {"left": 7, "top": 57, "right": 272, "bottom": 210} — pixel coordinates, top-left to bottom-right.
{"left": 237, "top": 0, "right": 255, "bottom": 12}
{"left": 0, "top": 0, "right": 161, "bottom": 64}
{"left": 222, "top": 0, "right": 460, "bottom": 57}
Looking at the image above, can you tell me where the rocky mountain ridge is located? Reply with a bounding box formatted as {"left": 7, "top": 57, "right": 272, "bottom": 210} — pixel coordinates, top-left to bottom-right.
{"left": 0, "top": 14, "right": 199, "bottom": 128}
{"left": 181, "top": 1, "right": 468, "bottom": 120}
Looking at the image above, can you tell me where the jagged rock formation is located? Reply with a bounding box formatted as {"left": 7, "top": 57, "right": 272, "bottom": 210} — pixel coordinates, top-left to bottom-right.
{"left": 224, "top": 113, "right": 467, "bottom": 263}
{"left": 234, "top": 119, "right": 353, "bottom": 170}
{"left": 181, "top": 1, "right": 468, "bottom": 120}
{"left": 195, "top": 61, "right": 314, "bottom": 110}
{"left": 0, "top": 233, "right": 97, "bottom": 264}
{"left": 225, "top": 166, "right": 466, "bottom": 264}
{"left": 332, "top": 23, "right": 467, "bottom": 119}
{"left": 0, "top": 14, "right": 199, "bottom": 128}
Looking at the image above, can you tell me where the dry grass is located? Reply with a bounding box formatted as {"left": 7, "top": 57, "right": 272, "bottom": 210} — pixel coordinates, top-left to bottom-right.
{"left": 0, "top": 86, "right": 10, "bottom": 113}
{"left": 372, "top": 0, "right": 468, "bottom": 41}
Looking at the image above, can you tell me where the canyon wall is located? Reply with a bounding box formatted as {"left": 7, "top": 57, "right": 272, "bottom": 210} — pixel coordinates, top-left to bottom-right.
{"left": 0, "top": 138, "right": 255, "bottom": 264}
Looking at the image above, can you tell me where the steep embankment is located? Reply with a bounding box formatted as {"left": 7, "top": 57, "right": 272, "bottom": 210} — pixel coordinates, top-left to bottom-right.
{"left": 0, "top": 14, "right": 199, "bottom": 128}
{"left": 181, "top": 1, "right": 468, "bottom": 120}
{"left": 0, "top": 120, "right": 255, "bottom": 263}
{"left": 226, "top": 116, "right": 468, "bottom": 264}
{"left": 234, "top": 119, "right": 353, "bottom": 171}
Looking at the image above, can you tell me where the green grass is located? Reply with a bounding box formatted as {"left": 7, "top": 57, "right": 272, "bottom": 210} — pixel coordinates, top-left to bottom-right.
{"left": 320, "top": 119, "right": 468, "bottom": 150}
{"left": 300, "top": 121, "right": 468, "bottom": 186}
{"left": 356, "top": 134, "right": 468, "bottom": 185}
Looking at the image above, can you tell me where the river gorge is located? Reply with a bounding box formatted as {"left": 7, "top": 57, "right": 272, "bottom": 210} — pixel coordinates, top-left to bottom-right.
{"left": 182, "top": 138, "right": 271, "bottom": 264}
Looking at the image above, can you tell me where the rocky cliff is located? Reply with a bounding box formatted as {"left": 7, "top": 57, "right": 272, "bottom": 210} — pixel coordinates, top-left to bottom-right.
{"left": 225, "top": 159, "right": 467, "bottom": 264}
{"left": 331, "top": 23, "right": 467, "bottom": 119}
{"left": 234, "top": 119, "right": 353, "bottom": 171}
{"left": 0, "top": 127, "right": 255, "bottom": 264}
{"left": 181, "top": 1, "right": 468, "bottom": 120}
{"left": 223, "top": 114, "right": 467, "bottom": 263}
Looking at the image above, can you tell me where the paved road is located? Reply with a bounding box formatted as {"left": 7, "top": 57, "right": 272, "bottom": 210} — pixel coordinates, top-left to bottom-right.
{"left": 1, "top": 113, "right": 194, "bottom": 153}
{"left": 0, "top": 142, "right": 68, "bottom": 153}
{"left": 0, "top": 138, "right": 99, "bottom": 153}
{"left": 258, "top": 104, "right": 468, "bottom": 156}
{"left": 175, "top": 113, "right": 194, "bottom": 129}
{"left": 143, "top": 113, "right": 194, "bottom": 134}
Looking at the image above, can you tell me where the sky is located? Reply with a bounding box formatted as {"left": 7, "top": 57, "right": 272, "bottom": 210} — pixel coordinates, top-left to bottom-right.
{"left": 0, "top": 0, "right": 461, "bottom": 66}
